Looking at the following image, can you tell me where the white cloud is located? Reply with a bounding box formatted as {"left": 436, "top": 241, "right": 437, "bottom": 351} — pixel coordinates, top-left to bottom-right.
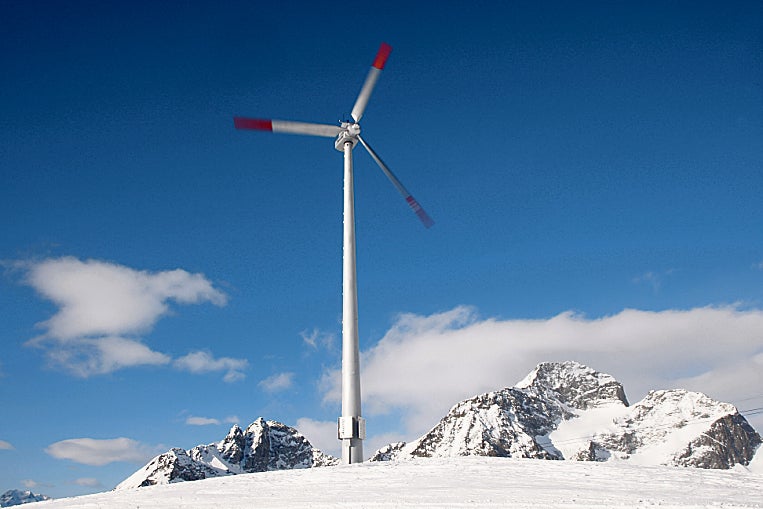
{"left": 73, "top": 478, "right": 102, "bottom": 487}
{"left": 673, "top": 352, "right": 763, "bottom": 431}
{"left": 174, "top": 351, "right": 248, "bottom": 383}
{"left": 632, "top": 271, "right": 660, "bottom": 291}
{"left": 20, "top": 257, "right": 227, "bottom": 377}
{"left": 41, "top": 336, "right": 171, "bottom": 377}
{"left": 0, "top": 440, "right": 13, "bottom": 450}
{"left": 301, "top": 328, "right": 335, "bottom": 350}
{"left": 223, "top": 370, "right": 247, "bottom": 383}
{"left": 632, "top": 269, "right": 674, "bottom": 292}
{"left": 25, "top": 257, "right": 226, "bottom": 340}
{"left": 295, "top": 418, "right": 339, "bottom": 458}
{"left": 186, "top": 416, "right": 221, "bottom": 426}
{"left": 258, "top": 372, "right": 294, "bottom": 392}
{"left": 320, "top": 305, "right": 763, "bottom": 438}
{"left": 184, "top": 413, "right": 239, "bottom": 426}
{"left": 301, "top": 329, "right": 319, "bottom": 348}
{"left": 45, "top": 437, "right": 158, "bottom": 466}
{"left": 21, "top": 479, "right": 53, "bottom": 489}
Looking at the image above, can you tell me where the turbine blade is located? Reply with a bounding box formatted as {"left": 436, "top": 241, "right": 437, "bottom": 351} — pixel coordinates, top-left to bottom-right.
{"left": 358, "top": 135, "right": 434, "bottom": 229}
{"left": 350, "top": 43, "right": 392, "bottom": 123}
{"left": 234, "top": 117, "right": 342, "bottom": 138}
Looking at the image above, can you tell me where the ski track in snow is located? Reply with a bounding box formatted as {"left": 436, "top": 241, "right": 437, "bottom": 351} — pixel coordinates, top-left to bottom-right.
{"left": 28, "top": 457, "right": 763, "bottom": 508}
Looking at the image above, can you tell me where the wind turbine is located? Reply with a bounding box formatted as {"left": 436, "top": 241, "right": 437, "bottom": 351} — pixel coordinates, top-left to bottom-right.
{"left": 234, "top": 42, "right": 433, "bottom": 464}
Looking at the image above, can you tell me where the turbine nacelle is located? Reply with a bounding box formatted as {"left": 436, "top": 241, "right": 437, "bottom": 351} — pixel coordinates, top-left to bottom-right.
{"left": 334, "top": 122, "right": 361, "bottom": 151}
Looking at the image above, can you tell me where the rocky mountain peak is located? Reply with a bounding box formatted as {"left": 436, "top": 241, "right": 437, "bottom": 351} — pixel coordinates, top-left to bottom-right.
{"left": 516, "top": 361, "right": 629, "bottom": 409}
{"left": 245, "top": 417, "right": 266, "bottom": 433}
{"left": 219, "top": 424, "right": 246, "bottom": 466}
{"left": 117, "top": 418, "right": 338, "bottom": 490}
{"left": 225, "top": 423, "right": 243, "bottom": 437}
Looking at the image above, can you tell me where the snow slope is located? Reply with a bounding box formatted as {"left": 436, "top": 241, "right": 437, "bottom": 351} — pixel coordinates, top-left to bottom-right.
{"left": 548, "top": 389, "right": 761, "bottom": 467}
{"left": 24, "top": 457, "right": 763, "bottom": 508}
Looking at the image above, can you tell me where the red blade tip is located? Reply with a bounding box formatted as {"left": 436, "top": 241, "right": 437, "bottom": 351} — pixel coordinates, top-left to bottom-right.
{"left": 372, "top": 42, "right": 393, "bottom": 70}
{"left": 234, "top": 117, "right": 273, "bottom": 131}
{"left": 406, "top": 196, "right": 435, "bottom": 228}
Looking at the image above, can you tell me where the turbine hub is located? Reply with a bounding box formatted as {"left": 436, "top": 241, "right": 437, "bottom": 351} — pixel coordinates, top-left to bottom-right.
{"left": 334, "top": 122, "right": 360, "bottom": 151}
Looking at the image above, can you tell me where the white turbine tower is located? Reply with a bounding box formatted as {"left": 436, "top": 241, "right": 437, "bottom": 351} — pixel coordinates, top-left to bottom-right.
{"left": 234, "top": 42, "right": 433, "bottom": 464}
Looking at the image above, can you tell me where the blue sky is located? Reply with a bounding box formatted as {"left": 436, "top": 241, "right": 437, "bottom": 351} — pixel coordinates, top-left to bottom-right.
{"left": 2, "top": 0, "right": 763, "bottom": 498}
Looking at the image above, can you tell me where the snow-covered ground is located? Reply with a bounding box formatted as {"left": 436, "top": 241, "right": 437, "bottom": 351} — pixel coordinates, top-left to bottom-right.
{"left": 28, "top": 457, "right": 763, "bottom": 508}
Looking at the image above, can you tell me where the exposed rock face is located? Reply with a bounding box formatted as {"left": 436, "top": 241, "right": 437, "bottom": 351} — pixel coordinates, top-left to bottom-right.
{"left": 402, "top": 388, "right": 561, "bottom": 460}
{"left": 117, "top": 418, "right": 337, "bottom": 489}
{"left": 0, "top": 489, "right": 51, "bottom": 507}
{"left": 371, "top": 361, "right": 761, "bottom": 470}
{"left": 678, "top": 413, "right": 761, "bottom": 468}
{"left": 516, "top": 360, "right": 629, "bottom": 410}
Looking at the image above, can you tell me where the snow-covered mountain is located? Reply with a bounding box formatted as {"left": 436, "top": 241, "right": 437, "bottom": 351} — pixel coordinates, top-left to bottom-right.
{"left": 0, "top": 490, "right": 51, "bottom": 507}
{"left": 117, "top": 361, "right": 760, "bottom": 492}
{"left": 372, "top": 361, "right": 761, "bottom": 469}
{"left": 117, "top": 418, "right": 337, "bottom": 489}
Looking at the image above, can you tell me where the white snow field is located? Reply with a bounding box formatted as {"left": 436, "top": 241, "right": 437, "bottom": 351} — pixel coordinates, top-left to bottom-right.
{"left": 28, "top": 457, "right": 763, "bottom": 508}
